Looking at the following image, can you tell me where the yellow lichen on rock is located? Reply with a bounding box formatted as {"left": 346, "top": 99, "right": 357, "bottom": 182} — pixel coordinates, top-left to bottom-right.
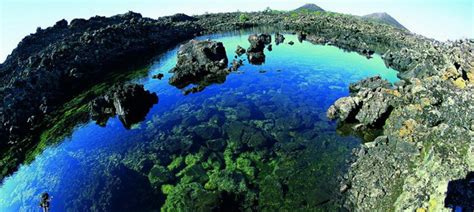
{"left": 384, "top": 89, "right": 402, "bottom": 97}
{"left": 421, "top": 98, "right": 431, "bottom": 107}
{"left": 453, "top": 78, "right": 466, "bottom": 89}
{"left": 428, "top": 198, "right": 437, "bottom": 210}
{"left": 407, "top": 104, "right": 423, "bottom": 112}
{"left": 441, "top": 66, "right": 460, "bottom": 80}
{"left": 466, "top": 67, "right": 474, "bottom": 83}
{"left": 399, "top": 119, "right": 417, "bottom": 139}
{"left": 416, "top": 208, "right": 426, "bottom": 212}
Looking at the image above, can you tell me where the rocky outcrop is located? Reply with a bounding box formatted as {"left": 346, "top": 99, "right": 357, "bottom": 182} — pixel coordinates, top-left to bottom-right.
{"left": 246, "top": 34, "right": 271, "bottom": 65}
{"left": 169, "top": 40, "right": 230, "bottom": 93}
{"left": 0, "top": 11, "right": 201, "bottom": 167}
{"left": 275, "top": 33, "right": 285, "bottom": 45}
{"left": 297, "top": 32, "right": 307, "bottom": 43}
{"left": 331, "top": 72, "right": 474, "bottom": 210}
{"left": 235, "top": 45, "right": 246, "bottom": 56}
{"left": 90, "top": 83, "right": 158, "bottom": 129}
{"left": 1, "top": 9, "right": 473, "bottom": 210}
{"left": 328, "top": 76, "right": 399, "bottom": 128}
{"left": 230, "top": 59, "right": 243, "bottom": 71}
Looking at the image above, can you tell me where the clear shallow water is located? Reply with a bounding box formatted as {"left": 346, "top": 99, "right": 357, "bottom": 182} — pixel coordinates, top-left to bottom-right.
{"left": 0, "top": 33, "right": 398, "bottom": 211}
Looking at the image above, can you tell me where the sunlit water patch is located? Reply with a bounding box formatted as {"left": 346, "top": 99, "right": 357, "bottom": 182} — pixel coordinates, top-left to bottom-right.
{"left": 0, "top": 32, "right": 398, "bottom": 211}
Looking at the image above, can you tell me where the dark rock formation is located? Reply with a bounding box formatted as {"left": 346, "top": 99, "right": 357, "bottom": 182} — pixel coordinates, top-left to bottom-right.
{"left": 297, "top": 32, "right": 307, "bottom": 43}
{"left": 169, "top": 39, "right": 230, "bottom": 93}
{"left": 0, "top": 11, "right": 201, "bottom": 171}
{"left": 1, "top": 9, "right": 473, "bottom": 210}
{"left": 288, "top": 41, "right": 295, "bottom": 45}
{"left": 246, "top": 34, "right": 271, "bottom": 65}
{"left": 235, "top": 45, "right": 246, "bottom": 56}
{"left": 164, "top": 13, "right": 198, "bottom": 22}
{"left": 90, "top": 83, "right": 158, "bottom": 129}
{"left": 361, "top": 49, "right": 375, "bottom": 58}
{"left": 267, "top": 44, "right": 272, "bottom": 51}
{"left": 275, "top": 33, "right": 285, "bottom": 45}
{"left": 231, "top": 59, "right": 243, "bottom": 71}
{"left": 152, "top": 73, "right": 164, "bottom": 80}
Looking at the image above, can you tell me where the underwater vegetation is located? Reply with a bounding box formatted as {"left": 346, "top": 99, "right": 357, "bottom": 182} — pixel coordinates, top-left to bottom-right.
{"left": 0, "top": 32, "right": 399, "bottom": 210}
{"left": 0, "top": 4, "right": 472, "bottom": 211}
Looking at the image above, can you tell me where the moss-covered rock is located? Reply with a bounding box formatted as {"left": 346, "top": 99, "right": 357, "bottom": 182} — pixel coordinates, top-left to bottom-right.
{"left": 148, "top": 165, "right": 173, "bottom": 187}
{"left": 161, "top": 183, "right": 220, "bottom": 212}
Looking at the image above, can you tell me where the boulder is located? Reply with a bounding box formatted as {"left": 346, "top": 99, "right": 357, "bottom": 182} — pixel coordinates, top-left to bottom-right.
{"left": 327, "top": 77, "right": 399, "bottom": 128}
{"left": 327, "top": 97, "right": 361, "bottom": 121}
{"left": 152, "top": 73, "right": 164, "bottom": 80}
{"left": 235, "top": 45, "right": 246, "bottom": 56}
{"left": 231, "top": 59, "right": 243, "bottom": 71}
{"left": 267, "top": 44, "right": 272, "bottom": 51}
{"left": 275, "top": 33, "right": 285, "bottom": 45}
{"left": 246, "top": 34, "right": 271, "bottom": 65}
{"left": 355, "top": 90, "right": 394, "bottom": 126}
{"left": 169, "top": 39, "right": 229, "bottom": 89}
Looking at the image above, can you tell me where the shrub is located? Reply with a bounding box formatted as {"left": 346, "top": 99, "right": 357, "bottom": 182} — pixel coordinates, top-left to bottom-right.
{"left": 239, "top": 13, "right": 250, "bottom": 22}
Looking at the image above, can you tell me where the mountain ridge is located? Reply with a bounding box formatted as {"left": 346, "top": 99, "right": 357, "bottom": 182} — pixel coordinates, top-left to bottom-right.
{"left": 293, "top": 3, "right": 325, "bottom": 12}
{"left": 362, "top": 12, "right": 408, "bottom": 30}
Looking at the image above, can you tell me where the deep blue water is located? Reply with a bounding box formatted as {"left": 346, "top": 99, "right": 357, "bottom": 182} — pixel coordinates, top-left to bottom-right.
{"left": 0, "top": 32, "right": 398, "bottom": 211}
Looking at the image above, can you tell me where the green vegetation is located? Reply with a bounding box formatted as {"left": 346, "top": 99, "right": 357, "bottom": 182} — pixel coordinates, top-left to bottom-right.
{"left": 238, "top": 13, "right": 249, "bottom": 22}
{"left": 21, "top": 66, "right": 150, "bottom": 166}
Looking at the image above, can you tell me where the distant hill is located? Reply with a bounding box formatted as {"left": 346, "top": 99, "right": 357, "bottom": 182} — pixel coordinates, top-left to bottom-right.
{"left": 362, "top": 12, "right": 408, "bottom": 31}
{"left": 294, "top": 3, "right": 325, "bottom": 12}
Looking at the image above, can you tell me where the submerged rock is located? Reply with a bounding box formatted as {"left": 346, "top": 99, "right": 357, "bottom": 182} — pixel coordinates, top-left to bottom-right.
{"left": 152, "top": 73, "right": 164, "bottom": 80}
{"left": 169, "top": 39, "right": 230, "bottom": 91}
{"left": 90, "top": 83, "right": 158, "bottom": 129}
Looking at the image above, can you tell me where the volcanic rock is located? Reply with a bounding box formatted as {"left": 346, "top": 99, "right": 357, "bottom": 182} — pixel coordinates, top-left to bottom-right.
{"left": 169, "top": 39, "right": 229, "bottom": 89}
{"left": 235, "top": 45, "right": 246, "bottom": 56}
{"left": 275, "top": 33, "right": 285, "bottom": 45}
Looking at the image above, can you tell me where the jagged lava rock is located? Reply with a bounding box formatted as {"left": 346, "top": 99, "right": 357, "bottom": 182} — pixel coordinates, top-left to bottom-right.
{"left": 169, "top": 40, "right": 228, "bottom": 89}
{"left": 246, "top": 33, "right": 271, "bottom": 65}
{"left": 275, "top": 33, "right": 285, "bottom": 45}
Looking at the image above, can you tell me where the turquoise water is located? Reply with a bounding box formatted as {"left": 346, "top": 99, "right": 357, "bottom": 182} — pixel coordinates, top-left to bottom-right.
{"left": 0, "top": 33, "right": 398, "bottom": 211}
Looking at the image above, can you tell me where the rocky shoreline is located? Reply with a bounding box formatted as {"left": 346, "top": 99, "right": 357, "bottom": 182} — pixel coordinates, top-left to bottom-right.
{"left": 0, "top": 10, "right": 473, "bottom": 210}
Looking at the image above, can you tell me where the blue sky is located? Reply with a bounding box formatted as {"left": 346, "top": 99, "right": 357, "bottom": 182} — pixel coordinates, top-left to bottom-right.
{"left": 0, "top": 0, "right": 473, "bottom": 62}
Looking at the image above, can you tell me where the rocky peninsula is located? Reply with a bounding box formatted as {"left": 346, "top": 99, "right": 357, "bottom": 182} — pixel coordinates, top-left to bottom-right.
{"left": 0, "top": 9, "right": 472, "bottom": 211}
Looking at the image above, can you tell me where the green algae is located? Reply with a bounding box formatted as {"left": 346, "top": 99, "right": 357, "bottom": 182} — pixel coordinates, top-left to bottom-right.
{"left": 22, "top": 66, "right": 151, "bottom": 165}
